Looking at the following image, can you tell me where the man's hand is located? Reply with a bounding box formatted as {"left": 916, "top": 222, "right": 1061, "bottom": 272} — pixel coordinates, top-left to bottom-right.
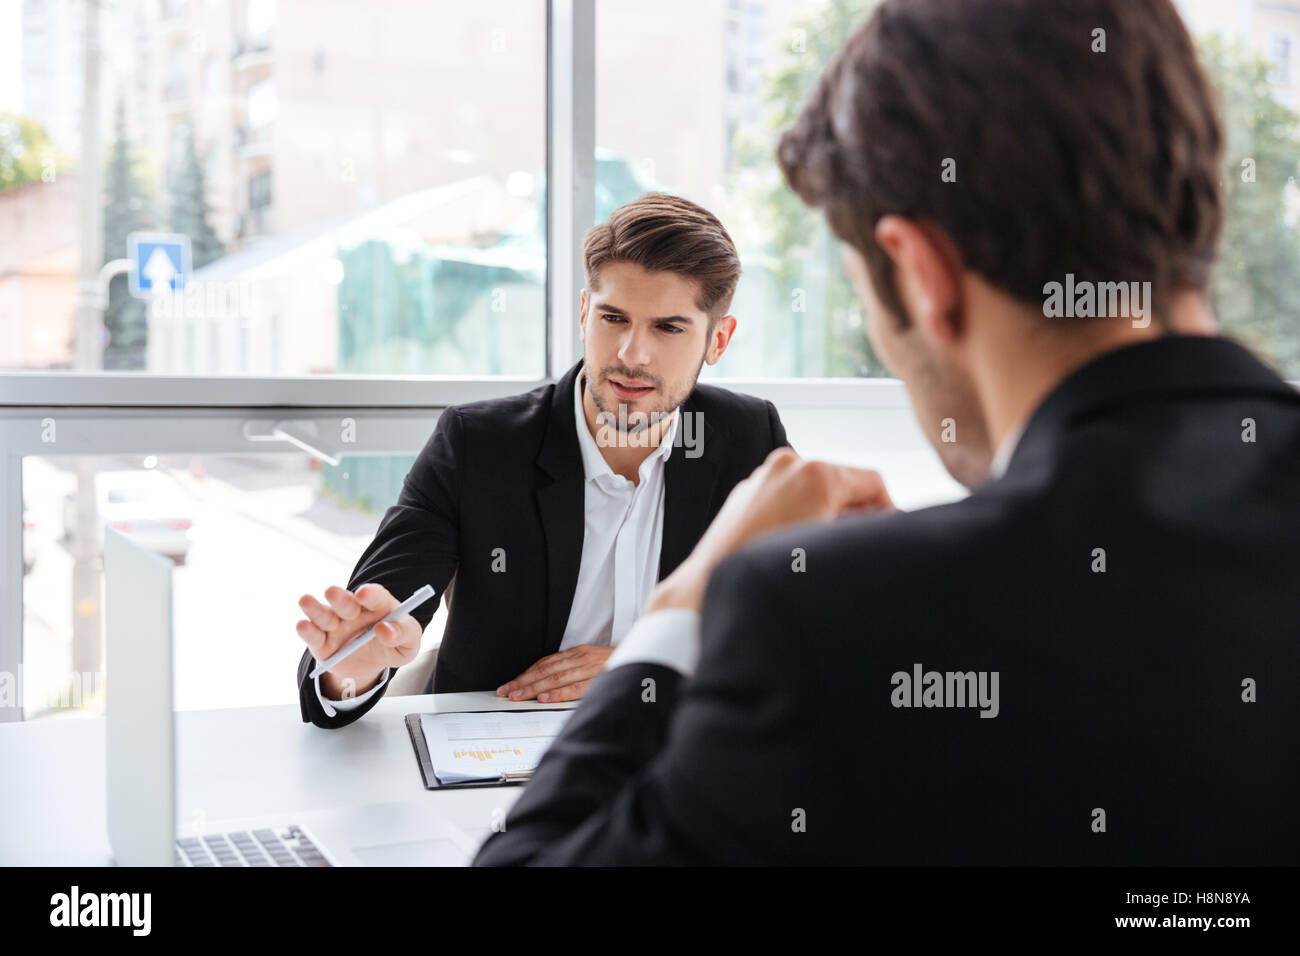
{"left": 296, "top": 583, "right": 423, "bottom": 701}
{"left": 647, "top": 448, "right": 895, "bottom": 614}
{"left": 496, "top": 644, "right": 615, "bottom": 703}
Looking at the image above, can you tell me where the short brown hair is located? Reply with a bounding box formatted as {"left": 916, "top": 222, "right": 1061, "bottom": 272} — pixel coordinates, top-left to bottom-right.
{"left": 583, "top": 193, "right": 742, "bottom": 321}
{"left": 777, "top": 0, "right": 1224, "bottom": 326}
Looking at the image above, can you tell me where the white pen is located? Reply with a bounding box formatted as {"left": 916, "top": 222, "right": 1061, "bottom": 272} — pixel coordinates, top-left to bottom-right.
{"left": 309, "top": 584, "right": 437, "bottom": 679}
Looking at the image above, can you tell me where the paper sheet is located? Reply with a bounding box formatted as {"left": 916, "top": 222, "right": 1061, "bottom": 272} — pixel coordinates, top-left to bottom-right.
{"left": 419, "top": 710, "right": 574, "bottom": 785}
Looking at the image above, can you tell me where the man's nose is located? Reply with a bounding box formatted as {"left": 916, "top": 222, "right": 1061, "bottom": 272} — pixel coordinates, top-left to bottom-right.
{"left": 617, "top": 324, "right": 653, "bottom": 368}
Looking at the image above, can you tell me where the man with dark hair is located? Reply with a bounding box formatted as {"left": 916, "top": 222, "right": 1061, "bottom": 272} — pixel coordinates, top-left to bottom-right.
{"left": 476, "top": 0, "right": 1299, "bottom": 864}
{"left": 293, "top": 193, "right": 790, "bottom": 727}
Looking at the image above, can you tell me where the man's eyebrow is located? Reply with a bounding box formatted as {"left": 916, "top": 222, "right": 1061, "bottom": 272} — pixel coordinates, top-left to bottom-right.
{"left": 596, "top": 302, "right": 695, "bottom": 324}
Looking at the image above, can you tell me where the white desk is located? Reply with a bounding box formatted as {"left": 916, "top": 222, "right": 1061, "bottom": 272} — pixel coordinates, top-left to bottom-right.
{"left": 0, "top": 691, "right": 573, "bottom": 866}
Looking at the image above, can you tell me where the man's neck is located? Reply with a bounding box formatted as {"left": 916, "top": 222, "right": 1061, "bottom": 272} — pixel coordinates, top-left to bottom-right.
{"left": 971, "top": 290, "right": 1215, "bottom": 455}
{"left": 581, "top": 372, "right": 675, "bottom": 484}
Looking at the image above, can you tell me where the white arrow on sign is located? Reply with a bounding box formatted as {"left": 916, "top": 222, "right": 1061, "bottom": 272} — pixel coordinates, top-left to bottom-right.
{"left": 142, "top": 247, "right": 178, "bottom": 294}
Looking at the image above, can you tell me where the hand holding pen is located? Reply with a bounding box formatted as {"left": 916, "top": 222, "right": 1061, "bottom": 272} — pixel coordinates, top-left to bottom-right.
{"left": 297, "top": 583, "right": 436, "bottom": 700}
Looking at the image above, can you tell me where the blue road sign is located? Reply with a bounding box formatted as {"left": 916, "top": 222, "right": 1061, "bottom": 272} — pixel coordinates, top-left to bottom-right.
{"left": 127, "top": 232, "right": 192, "bottom": 298}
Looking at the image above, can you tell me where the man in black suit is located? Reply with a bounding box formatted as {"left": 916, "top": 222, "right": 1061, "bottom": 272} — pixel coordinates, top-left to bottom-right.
{"left": 294, "top": 194, "right": 789, "bottom": 729}
{"left": 475, "top": 0, "right": 1299, "bottom": 864}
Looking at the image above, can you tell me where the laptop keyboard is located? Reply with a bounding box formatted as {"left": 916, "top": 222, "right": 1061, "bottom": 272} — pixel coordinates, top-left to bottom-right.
{"left": 175, "top": 825, "right": 332, "bottom": 867}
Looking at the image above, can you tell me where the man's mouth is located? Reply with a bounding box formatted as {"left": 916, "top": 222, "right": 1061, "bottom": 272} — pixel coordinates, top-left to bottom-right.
{"left": 608, "top": 378, "right": 655, "bottom": 400}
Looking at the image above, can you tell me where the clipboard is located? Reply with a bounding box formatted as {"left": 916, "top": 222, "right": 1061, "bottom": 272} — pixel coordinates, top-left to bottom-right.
{"left": 404, "top": 709, "right": 573, "bottom": 790}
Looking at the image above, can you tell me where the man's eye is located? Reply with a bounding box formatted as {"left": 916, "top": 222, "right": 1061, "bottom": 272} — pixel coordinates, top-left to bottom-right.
{"left": 601, "top": 313, "right": 624, "bottom": 323}
{"left": 659, "top": 324, "right": 684, "bottom": 334}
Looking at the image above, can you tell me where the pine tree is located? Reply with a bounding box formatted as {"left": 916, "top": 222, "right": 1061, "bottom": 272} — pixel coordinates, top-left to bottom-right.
{"left": 102, "top": 99, "right": 156, "bottom": 370}
{"left": 169, "top": 121, "right": 225, "bottom": 268}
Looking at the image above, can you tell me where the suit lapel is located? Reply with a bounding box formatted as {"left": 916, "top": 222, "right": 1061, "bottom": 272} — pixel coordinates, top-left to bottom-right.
{"left": 659, "top": 396, "right": 718, "bottom": 580}
{"left": 536, "top": 360, "right": 587, "bottom": 656}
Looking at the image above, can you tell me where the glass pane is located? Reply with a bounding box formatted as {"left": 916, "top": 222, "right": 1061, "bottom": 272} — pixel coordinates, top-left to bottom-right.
{"left": 595, "top": 0, "right": 873, "bottom": 378}
{"left": 0, "top": 0, "right": 545, "bottom": 377}
{"left": 1178, "top": 0, "right": 1300, "bottom": 378}
{"left": 20, "top": 448, "right": 449, "bottom": 718}
{"left": 595, "top": 0, "right": 1300, "bottom": 380}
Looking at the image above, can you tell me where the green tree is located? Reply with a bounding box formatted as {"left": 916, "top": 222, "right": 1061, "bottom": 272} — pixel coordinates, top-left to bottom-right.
{"left": 0, "top": 112, "right": 57, "bottom": 192}
{"left": 103, "top": 99, "right": 157, "bottom": 370}
{"left": 1200, "top": 36, "right": 1300, "bottom": 379}
{"left": 168, "top": 122, "right": 225, "bottom": 268}
{"left": 736, "top": 0, "right": 880, "bottom": 377}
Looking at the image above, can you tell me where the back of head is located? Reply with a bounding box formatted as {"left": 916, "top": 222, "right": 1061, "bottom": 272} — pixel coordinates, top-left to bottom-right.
{"left": 778, "top": 0, "right": 1225, "bottom": 328}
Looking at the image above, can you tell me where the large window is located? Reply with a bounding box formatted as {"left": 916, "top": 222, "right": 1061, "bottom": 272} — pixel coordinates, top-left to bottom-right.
{"left": 0, "top": 0, "right": 552, "bottom": 721}
{"left": 2, "top": 0, "right": 1298, "bottom": 722}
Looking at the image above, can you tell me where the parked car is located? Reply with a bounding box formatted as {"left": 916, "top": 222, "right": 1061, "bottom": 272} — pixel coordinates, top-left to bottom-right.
{"left": 22, "top": 499, "right": 36, "bottom": 575}
{"left": 62, "top": 470, "right": 195, "bottom": 564}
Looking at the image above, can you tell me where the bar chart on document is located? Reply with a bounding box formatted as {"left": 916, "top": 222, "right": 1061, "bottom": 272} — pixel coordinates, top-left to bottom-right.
{"left": 419, "top": 710, "right": 575, "bottom": 784}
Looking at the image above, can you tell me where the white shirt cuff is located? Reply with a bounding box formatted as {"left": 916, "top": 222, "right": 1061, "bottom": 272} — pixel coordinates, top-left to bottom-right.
{"left": 314, "top": 667, "right": 390, "bottom": 717}
{"left": 606, "top": 609, "right": 702, "bottom": 677}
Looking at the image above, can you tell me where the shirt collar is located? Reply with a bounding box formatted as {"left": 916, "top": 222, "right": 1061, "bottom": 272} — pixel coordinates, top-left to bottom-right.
{"left": 573, "top": 368, "right": 680, "bottom": 483}
{"left": 988, "top": 421, "right": 1024, "bottom": 480}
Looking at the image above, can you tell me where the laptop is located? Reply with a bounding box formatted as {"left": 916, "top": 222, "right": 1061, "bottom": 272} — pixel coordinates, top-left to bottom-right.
{"left": 103, "top": 526, "right": 482, "bottom": 867}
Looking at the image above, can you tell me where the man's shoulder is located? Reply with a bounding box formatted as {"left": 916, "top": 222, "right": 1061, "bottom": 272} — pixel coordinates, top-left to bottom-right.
{"left": 448, "top": 379, "right": 555, "bottom": 428}
{"left": 436, "top": 379, "right": 558, "bottom": 457}
{"left": 712, "top": 484, "right": 1040, "bottom": 608}
{"left": 686, "top": 379, "right": 773, "bottom": 422}
{"left": 685, "top": 382, "right": 781, "bottom": 458}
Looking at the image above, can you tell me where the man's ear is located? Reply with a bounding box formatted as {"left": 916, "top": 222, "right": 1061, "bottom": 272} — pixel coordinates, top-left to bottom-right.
{"left": 704, "top": 315, "right": 738, "bottom": 365}
{"left": 578, "top": 288, "right": 588, "bottom": 342}
{"left": 873, "top": 216, "right": 963, "bottom": 346}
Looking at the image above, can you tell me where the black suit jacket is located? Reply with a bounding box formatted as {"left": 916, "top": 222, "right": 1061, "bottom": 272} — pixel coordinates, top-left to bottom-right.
{"left": 297, "top": 359, "right": 790, "bottom": 728}
{"left": 475, "top": 335, "right": 1300, "bottom": 865}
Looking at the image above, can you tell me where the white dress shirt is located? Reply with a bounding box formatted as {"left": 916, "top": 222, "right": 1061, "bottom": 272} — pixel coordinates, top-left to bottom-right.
{"left": 607, "top": 421, "right": 1028, "bottom": 679}
{"left": 317, "top": 369, "right": 678, "bottom": 714}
